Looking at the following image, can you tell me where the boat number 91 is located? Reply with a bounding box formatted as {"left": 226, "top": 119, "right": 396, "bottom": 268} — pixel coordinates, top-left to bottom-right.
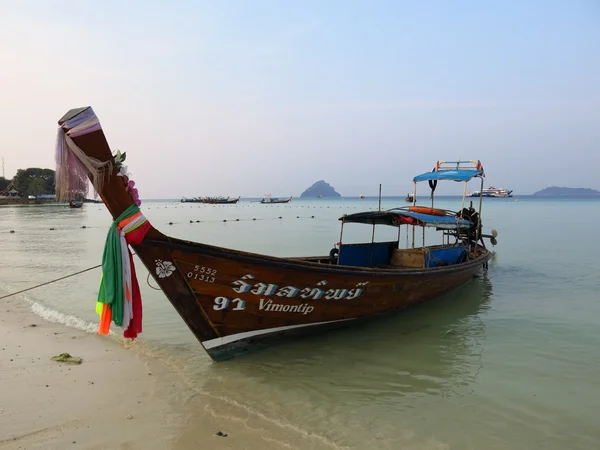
{"left": 186, "top": 265, "right": 217, "bottom": 283}
{"left": 213, "top": 297, "right": 246, "bottom": 311}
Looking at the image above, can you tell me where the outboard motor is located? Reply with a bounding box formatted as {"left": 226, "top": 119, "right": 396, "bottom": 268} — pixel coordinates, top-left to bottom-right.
{"left": 456, "top": 205, "right": 481, "bottom": 245}
{"left": 329, "top": 242, "right": 340, "bottom": 265}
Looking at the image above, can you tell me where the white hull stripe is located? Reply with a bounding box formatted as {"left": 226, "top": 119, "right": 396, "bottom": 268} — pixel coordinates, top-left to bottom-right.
{"left": 202, "top": 318, "right": 357, "bottom": 350}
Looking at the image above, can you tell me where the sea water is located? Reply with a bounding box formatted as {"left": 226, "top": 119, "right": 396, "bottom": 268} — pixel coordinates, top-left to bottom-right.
{"left": 1, "top": 196, "right": 599, "bottom": 449}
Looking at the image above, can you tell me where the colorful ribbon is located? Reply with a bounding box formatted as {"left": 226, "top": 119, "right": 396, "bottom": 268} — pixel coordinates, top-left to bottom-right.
{"left": 96, "top": 204, "right": 151, "bottom": 339}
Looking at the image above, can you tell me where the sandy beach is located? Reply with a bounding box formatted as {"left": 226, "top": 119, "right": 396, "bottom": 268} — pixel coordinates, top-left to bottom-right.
{"left": 0, "top": 293, "right": 178, "bottom": 449}
{"left": 0, "top": 293, "right": 316, "bottom": 450}
{"left": 0, "top": 295, "right": 256, "bottom": 450}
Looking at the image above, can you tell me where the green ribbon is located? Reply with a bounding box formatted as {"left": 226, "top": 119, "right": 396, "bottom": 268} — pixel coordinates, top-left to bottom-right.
{"left": 97, "top": 204, "right": 140, "bottom": 326}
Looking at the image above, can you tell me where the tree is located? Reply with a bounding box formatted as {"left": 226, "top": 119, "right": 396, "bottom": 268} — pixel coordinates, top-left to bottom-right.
{"left": 27, "top": 177, "right": 47, "bottom": 196}
{"left": 0, "top": 177, "right": 9, "bottom": 192}
{"left": 13, "top": 168, "right": 55, "bottom": 196}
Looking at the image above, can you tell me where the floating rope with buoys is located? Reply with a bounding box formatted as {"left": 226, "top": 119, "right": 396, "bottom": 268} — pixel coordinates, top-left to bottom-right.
{"left": 1, "top": 215, "right": 324, "bottom": 233}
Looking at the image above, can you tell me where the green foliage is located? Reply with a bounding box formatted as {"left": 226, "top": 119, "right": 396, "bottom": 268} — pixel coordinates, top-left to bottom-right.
{"left": 27, "top": 177, "right": 47, "bottom": 196}
{"left": 0, "top": 177, "right": 9, "bottom": 191}
{"left": 12, "top": 168, "right": 55, "bottom": 196}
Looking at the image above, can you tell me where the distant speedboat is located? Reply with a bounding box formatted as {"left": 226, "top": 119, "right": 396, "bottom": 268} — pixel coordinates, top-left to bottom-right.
{"left": 405, "top": 193, "right": 415, "bottom": 203}
{"left": 469, "top": 186, "right": 513, "bottom": 198}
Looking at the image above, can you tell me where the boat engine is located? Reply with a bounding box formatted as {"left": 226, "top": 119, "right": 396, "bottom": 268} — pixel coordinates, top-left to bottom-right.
{"left": 456, "top": 205, "right": 481, "bottom": 245}
{"left": 329, "top": 242, "right": 340, "bottom": 264}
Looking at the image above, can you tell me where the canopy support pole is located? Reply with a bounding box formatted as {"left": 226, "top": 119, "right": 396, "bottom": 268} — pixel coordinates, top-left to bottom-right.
{"left": 370, "top": 223, "right": 376, "bottom": 265}
{"left": 412, "top": 180, "right": 416, "bottom": 247}
{"left": 474, "top": 177, "right": 484, "bottom": 254}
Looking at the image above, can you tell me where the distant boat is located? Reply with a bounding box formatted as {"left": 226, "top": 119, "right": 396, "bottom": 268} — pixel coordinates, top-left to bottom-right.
{"left": 359, "top": 195, "right": 365, "bottom": 199}
{"left": 83, "top": 198, "right": 103, "bottom": 204}
{"left": 181, "top": 196, "right": 240, "bottom": 204}
{"left": 260, "top": 195, "right": 292, "bottom": 204}
{"left": 405, "top": 193, "right": 415, "bottom": 203}
{"left": 469, "top": 187, "right": 513, "bottom": 198}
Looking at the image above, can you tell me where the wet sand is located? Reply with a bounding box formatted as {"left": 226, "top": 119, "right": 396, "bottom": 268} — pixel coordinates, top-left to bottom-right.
{"left": 0, "top": 295, "right": 309, "bottom": 450}
{"left": 0, "top": 295, "right": 178, "bottom": 449}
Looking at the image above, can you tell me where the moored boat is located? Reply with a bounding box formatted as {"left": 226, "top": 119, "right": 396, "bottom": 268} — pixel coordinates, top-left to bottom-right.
{"left": 405, "top": 192, "right": 415, "bottom": 203}
{"left": 260, "top": 195, "right": 292, "bottom": 204}
{"left": 181, "top": 196, "right": 240, "bottom": 204}
{"left": 54, "top": 107, "right": 497, "bottom": 361}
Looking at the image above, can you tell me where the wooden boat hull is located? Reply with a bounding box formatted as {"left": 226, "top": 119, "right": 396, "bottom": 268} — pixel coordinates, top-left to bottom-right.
{"left": 203, "top": 198, "right": 240, "bottom": 204}
{"left": 260, "top": 198, "right": 292, "bottom": 204}
{"left": 133, "top": 234, "right": 489, "bottom": 361}
{"left": 181, "top": 198, "right": 240, "bottom": 204}
{"left": 57, "top": 106, "right": 492, "bottom": 362}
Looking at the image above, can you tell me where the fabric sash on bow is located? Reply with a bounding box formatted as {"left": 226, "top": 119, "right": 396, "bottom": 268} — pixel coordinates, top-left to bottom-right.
{"left": 96, "top": 204, "right": 151, "bottom": 339}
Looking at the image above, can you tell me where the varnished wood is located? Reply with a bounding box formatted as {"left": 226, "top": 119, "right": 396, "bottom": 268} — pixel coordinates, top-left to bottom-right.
{"left": 60, "top": 107, "right": 491, "bottom": 361}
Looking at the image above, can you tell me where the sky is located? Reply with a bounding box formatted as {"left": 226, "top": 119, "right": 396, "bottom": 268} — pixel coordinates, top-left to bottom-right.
{"left": 1, "top": 0, "right": 599, "bottom": 197}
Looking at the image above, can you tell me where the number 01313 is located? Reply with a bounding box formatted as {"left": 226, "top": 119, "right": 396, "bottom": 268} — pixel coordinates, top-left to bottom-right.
{"left": 186, "top": 266, "right": 217, "bottom": 283}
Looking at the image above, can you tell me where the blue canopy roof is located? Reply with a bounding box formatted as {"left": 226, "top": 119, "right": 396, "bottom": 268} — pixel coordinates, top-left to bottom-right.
{"left": 413, "top": 169, "right": 483, "bottom": 183}
{"left": 340, "top": 209, "right": 471, "bottom": 230}
{"left": 413, "top": 160, "right": 485, "bottom": 183}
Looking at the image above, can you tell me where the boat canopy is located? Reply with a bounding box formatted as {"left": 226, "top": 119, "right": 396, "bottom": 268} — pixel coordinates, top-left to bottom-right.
{"left": 413, "top": 160, "right": 485, "bottom": 183}
{"left": 340, "top": 209, "right": 472, "bottom": 230}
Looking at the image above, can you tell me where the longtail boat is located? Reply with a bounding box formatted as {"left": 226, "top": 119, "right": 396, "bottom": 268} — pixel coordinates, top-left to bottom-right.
{"left": 260, "top": 195, "right": 292, "bottom": 204}
{"left": 181, "top": 196, "right": 240, "bottom": 204}
{"left": 54, "top": 107, "right": 497, "bottom": 361}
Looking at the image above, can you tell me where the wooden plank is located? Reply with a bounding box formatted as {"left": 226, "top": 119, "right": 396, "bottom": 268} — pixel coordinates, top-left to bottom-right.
{"left": 390, "top": 248, "right": 425, "bottom": 268}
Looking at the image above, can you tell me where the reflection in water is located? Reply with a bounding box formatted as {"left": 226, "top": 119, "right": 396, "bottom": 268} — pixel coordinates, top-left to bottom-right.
{"left": 166, "top": 275, "right": 495, "bottom": 449}
{"left": 212, "top": 273, "right": 493, "bottom": 399}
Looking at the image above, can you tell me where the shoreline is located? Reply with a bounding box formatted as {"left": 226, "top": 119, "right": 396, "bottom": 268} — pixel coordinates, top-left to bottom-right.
{"left": 0, "top": 294, "right": 181, "bottom": 449}
{"left": 0, "top": 294, "right": 301, "bottom": 450}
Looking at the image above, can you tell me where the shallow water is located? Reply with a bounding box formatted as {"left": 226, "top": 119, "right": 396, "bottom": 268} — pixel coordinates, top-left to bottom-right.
{"left": 1, "top": 196, "right": 599, "bottom": 449}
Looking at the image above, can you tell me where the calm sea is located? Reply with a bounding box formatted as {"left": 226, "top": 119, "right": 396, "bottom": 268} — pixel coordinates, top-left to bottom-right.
{"left": 1, "top": 196, "right": 599, "bottom": 449}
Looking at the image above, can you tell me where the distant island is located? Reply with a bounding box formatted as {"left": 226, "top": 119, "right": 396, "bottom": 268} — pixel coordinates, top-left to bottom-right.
{"left": 300, "top": 180, "right": 341, "bottom": 198}
{"left": 533, "top": 186, "right": 600, "bottom": 197}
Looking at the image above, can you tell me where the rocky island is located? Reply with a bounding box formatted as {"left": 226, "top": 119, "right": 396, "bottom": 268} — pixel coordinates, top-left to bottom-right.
{"left": 300, "top": 180, "right": 341, "bottom": 198}
{"left": 533, "top": 186, "right": 600, "bottom": 197}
